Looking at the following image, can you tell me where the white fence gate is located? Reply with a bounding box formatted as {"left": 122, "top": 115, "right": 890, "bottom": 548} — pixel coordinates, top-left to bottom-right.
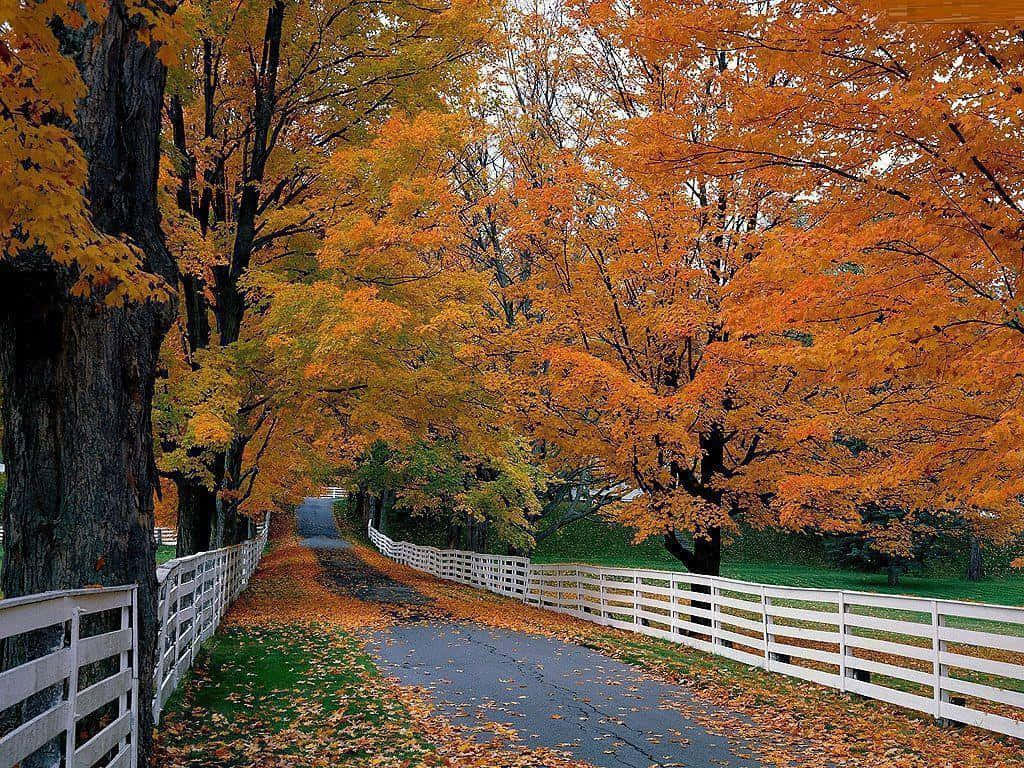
{"left": 0, "top": 517, "right": 268, "bottom": 767}
{"left": 368, "top": 523, "right": 1024, "bottom": 741}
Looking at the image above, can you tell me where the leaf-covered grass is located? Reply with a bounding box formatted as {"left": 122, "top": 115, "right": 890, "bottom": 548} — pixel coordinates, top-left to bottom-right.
{"left": 155, "top": 624, "right": 438, "bottom": 766}
{"left": 532, "top": 514, "right": 1024, "bottom": 605}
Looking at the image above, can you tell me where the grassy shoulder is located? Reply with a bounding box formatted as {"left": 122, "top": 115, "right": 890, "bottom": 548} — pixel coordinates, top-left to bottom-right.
{"left": 534, "top": 515, "right": 1024, "bottom": 605}
{"left": 155, "top": 623, "right": 440, "bottom": 767}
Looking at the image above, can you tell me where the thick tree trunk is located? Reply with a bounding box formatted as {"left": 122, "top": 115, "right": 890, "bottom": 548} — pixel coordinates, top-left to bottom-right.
{"left": 665, "top": 528, "right": 722, "bottom": 630}
{"left": 356, "top": 485, "right": 370, "bottom": 527}
{"left": 210, "top": 440, "right": 252, "bottom": 549}
{"left": 0, "top": 3, "right": 173, "bottom": 766}
{"left": 690, "top": 529, "right": 722, "bottom": 576}
{"left": 664, "top": 527, "right": 722, "bottom": 576}
{"left": 174, "top": 476, "right": 214, "bottom": 555}
{"left": 0, "top": 288, "right": 167, "bottom": 767}
{"left": 966, "top": 535, "right": 984, "bottom": 582}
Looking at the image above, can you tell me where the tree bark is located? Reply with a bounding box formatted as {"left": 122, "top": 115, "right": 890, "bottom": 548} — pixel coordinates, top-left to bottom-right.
{"left": 0, "top": 3, "right": 173, "bottom": 766}
{"left": 966, "top": 535, "right": 984, "bottom": 582}
{"left": 665, "top": 528, "right": 722, "bottom": 630}
{"left": 174, "top": 476, "right": 214, "bottom": 555}
{"left": 664, "top": 527, "right": 722, "bottom": 576}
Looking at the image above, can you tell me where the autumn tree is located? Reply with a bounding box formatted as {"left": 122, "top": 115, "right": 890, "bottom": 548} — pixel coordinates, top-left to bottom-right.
{"left": 158, "top": 0, "right": 493, "bottom": 553}
{"left": 0, "top": 0, "right": 179, "bottom": 763}
{"left": 447, "top": 3, "right": 642, "bottom": 545}
{"left": 262, "top": 108, "right": 548, "bottom": 551}
{"left": 456, "top": 0, "right": 809, "bottom": 574}
{"left": 703, "top": 2, "right": 1024, "bottom": 561}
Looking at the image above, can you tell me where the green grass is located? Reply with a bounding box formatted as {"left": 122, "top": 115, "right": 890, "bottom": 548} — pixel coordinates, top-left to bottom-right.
{"left": 533, "top": 514, "right": 1024, "bottom": 606}
{"left": 156, "top": 624, "right": 439, "bottom": 766}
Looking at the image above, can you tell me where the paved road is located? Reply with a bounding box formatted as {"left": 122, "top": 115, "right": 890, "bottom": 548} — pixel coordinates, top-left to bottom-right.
{"left": 296, "top": 496, "right": 351, "bottom": 549}
{"left": 296, "top": 498, "right": 762, "bottom": 768}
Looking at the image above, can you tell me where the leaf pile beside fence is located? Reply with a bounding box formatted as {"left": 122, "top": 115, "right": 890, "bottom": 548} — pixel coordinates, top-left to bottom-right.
{"left": 368, "top": 522, "right": 1024, "bottom": 740}
{"left": 0, "top": 517, "right": 268, "bottom": 767}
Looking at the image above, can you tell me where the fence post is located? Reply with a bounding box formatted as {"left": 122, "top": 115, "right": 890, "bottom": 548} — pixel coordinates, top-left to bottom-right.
{"left": 129, "top": 586, "right": 139, "bottom": 768}
{"left": 600, "top": 572, "right": 607, "bottom": 625}
{"left": 577, "top": 567, "right": 583, "bottom": 616}
{"left": 65, "top": 604, "right": 81, "bottom": 768}
{"left": 761, "top": 587, "right": 771, "bottom": 671}
{"left": 711, "top": 583, "right": 721, "bottom": 647}
{"left": 172, "top": 569, "right": 183, "bottom": 691}
{"left": 931, "top": 599, "right": 943, "bottom": 720}
{"left": 155, "top": 578, "right": 170, "bottom": 722}
{"left": 632, "top": 574, "right": 639, "bottom": 626}
{"left": 838, "top": 591, "right": 848, "bottom": 692}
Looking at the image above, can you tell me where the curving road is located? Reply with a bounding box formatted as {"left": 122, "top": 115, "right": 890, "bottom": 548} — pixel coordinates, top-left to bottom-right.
{"left": 296, "top": 497, "right": 762, "bottom": 768}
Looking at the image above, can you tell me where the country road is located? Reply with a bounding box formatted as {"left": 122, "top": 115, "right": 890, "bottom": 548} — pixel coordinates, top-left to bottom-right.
{"left": 296, "top": 498, "right": 762, "bottom": 768}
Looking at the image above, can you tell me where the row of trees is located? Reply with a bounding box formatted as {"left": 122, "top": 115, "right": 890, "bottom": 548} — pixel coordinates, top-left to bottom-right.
{"left": 2, "top": 0, "right": 1023, "bottom": 761}
{"left": 1, "top": 0, "right": 494, "bottom": 765}
{"left": 334, "top": 0, "right": 1024, "bottom": 581}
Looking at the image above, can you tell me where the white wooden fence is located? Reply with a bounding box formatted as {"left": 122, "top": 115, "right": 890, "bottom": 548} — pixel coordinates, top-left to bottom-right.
{"left": 0, "top": 517, "right": 268, "bottom": 767}
{"left": 151, "top": 517, "right": 268, "bottom": 720}
{"left": 368, "top": 523, "right": 1024, "bottom": 740}
{"left": 0, "top": 527, "right": 178, "bottom": 549}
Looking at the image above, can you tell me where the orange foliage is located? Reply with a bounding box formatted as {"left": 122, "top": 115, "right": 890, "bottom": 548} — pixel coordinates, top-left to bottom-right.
{"left": 453, "top": 0, "right": 1024, "bottom": 569}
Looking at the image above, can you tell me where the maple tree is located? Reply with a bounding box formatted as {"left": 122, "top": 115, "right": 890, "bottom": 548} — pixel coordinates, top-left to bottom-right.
{"left": 156, "top": 0, "right": 494, "bottom": 553}
{"left": 261, "top": 108, "right": 547, "bottom": 551}
{"left": 447, "top": 0, "right": 806, "bottom": 574}
{"left": 447, "top": 0, "right": 1024, "bottom": 575}
{"left": 0, "top": 0, "right": 182, "bottom": 764}
{"left": 696, "top": 1, "right": 1024, "bottom": 561}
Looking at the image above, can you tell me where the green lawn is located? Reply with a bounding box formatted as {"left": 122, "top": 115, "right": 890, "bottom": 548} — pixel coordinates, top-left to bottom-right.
{"left": 156, "top": 544, "right": 177, "bottom": 564}
{"left": 155, "top": 624, "right": 439, "bottom": 766}
{"left": 533, "top": 514, "right": 1024, "bottom": 606}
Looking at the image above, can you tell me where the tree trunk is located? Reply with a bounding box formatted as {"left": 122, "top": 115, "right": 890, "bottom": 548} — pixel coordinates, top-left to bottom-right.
{"left": 887, "top": 562, "right": 901, "bottom": 586}
{"left": 168, "top": 2, "right": 285, "bottom": 550}
{"left": 665, "top": 527, "right": 722, "bottom": 630}
{"left": 0, "top": 3, "right": 173, "bottom": 766}
{"left": 174, "top": 476, "right": 214, "bottom": 555}
{"left": 690, "top": 529, "right": 723, "bottom": 576}
{"left": 0, "top": 290, "right": 168, "bottom": 767}
{"left": 966, "top": 535, "right": 984, "bottom": 582}
{"left": 664, "top": 527, "right": 722, "bottom": 576}
{"left": 378, "top": 495, "right": 390, "bottom": 536}
{"left": 354, "top": 485, "right": 370, "bottom": 526}
{"left": 210, "top": 440, "right": 251, "bottom": 549}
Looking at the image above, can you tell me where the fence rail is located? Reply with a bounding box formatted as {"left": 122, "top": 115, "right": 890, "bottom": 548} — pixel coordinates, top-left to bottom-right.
{"left": 368, "top": 523, "right": 1024, "bottom": 740}
{"left": 0, "top": 517, "right": 268, "bottom": 767}
{"left": 0, "top": 527, "right": 178, "bottom": 548}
